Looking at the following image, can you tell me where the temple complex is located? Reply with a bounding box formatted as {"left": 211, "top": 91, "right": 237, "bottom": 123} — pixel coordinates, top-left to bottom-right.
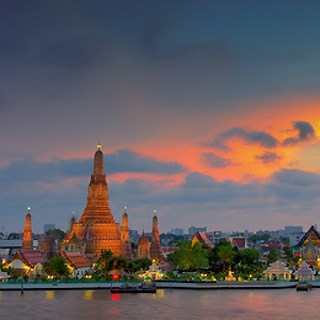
{"left": 63, "top": 145, "right": 124, "bottom": 257}
{"left": 137, "top": 212, "right": 163, "bottom": 261}
{"left": 22, "top": 207, "right": 33, "bottom": 251}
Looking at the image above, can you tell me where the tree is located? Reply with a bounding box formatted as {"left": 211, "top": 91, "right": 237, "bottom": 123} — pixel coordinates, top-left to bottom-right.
{"left": 217, "top": 242, "right": 236, "bottom": 269}
{"left": 267, "top": 248, "right": 280, "bottom": 264}
{"left": 44, "top": 256, "right": 69, "bottom": 279}
{"left": 235, "top": 248, "right": 263, "bottom": 279}
{"left": 168, "top": 241, "right": 209, "bottom": 271}
{"left": 127, "top": 258, "right": 151, "bottom": 273}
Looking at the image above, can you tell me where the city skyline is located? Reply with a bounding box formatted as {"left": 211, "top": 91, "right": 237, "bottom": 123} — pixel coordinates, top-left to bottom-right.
{"left": 2, "top": 1, "right": 320, "bottom": 232}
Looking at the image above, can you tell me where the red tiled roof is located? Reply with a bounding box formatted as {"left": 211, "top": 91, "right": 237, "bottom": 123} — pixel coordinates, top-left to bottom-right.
{"left": 18, "top": 250, "right": 45, "bottom": 267}
{"left": 232, "top": 238, "right": 246, "bottom": 249}
{"left": 62, "top": 251, "right": 91, "bottom": 269}
{"left": 193, "top": 232, "right": 213, "bottom": 248}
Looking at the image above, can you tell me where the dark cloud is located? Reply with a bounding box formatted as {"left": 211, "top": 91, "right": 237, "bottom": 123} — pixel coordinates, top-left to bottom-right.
{"left": 210, "top": 128, "right": 279, "bottom": 151}
{"left": 256, "top": 152, "right": 281, "bottom": 164}
{"left": 0, "top": 149, "right": 184, "bottom": 186}
{"left": 283, "top": 121, "right": 316, "bottom": 146}
{"left": 107, "top": 149, "right": 185, "bottom": 174}
{"left": 2, "top": 167, "right": 320, "bottom": 232}
{"left": 201, "top": 152, "right": 232, "bottom": 168}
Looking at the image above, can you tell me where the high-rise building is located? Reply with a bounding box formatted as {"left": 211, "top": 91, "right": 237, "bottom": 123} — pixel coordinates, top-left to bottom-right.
{"left": 43, "top": 224, "right": 55, "bottom": 233}
{"left": 188, "top": 226, "right": 207, "bottom": 236}
{"left": 169, "top": 228, "right": 185, "bottom": 236}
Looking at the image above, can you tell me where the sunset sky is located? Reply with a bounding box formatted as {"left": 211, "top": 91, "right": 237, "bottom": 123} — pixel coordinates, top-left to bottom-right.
{"left": 1, "top": 1, "right": 320, "bottom": 233}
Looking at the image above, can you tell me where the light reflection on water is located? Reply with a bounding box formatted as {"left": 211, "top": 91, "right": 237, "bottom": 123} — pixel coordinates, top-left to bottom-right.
{"left": 0, "top": 289, "right": 317, "bottom": 320}
{"left": 45, "top": 291, "right": 55, "bottom": 300}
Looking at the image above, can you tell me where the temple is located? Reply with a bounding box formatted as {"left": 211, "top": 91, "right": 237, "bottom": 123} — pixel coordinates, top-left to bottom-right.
{"left": 294, "top": 225, "right": 320, "bottom": 268}
{"left": 63, "top": 145, "right": 123, "bottom": 257}
{"left": 23, "top": 207, "right": 33, "bottom": 251}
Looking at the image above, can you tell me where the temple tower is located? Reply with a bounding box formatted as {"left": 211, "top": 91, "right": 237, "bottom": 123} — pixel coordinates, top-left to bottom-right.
{"left": 79, "top": 144, "right": 115, "bottom": 224}
{"left": 120, "top": 207, "right": 129, "bottom": 243}
{"left": 23, "top": 207, "right": 33, "bottom": 251}
{"left": 137, "top": 230, "right": 151, "bottom": 259}
{"left": 120, "top": 207, "right": 132, "bottom": 258}
{"left": 150, "top": 210, "right": 162, "bottom": 261}
{"left": 63, "top": 144, "right": 122, "bottom": 256}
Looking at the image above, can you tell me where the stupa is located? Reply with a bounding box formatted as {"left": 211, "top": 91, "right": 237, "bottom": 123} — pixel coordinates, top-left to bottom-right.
{"left": 150, "top": 212, "right": 162, "bottom": 261}
{"left": 63, "top": 144, "right": 122, "bottom": 257}
{"left": 23, "top": 207, "right": 33, "bottom": 251}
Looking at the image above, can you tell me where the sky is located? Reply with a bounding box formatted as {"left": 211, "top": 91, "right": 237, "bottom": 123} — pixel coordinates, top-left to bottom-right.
{"left": 1, "top": 1, "right": 320, "bottom": 233}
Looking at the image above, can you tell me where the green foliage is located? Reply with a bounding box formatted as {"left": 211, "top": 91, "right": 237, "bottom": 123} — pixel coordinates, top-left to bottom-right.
{"left": 235, "top": 248, "right": 264, "bottom": 280}
{"left": 209, "top": 241, "right": 238, "bottom": 273}
{"left": 44, "top": 256, "right": 69, "bottom": 278}
{"left": 267, "top": 248, "right": 280, "bottom": 264}
{"left": 168, "top": 241, "right": 209, "bottom": 271}
{"left": 127, "top": 258, "right": 151, "bottom": 273}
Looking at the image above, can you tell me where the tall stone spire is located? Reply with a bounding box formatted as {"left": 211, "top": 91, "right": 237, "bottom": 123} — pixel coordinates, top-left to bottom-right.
{"left": 150, "top": 210, "right": 162, "bottom": 261}
{"left": 120, "top": 206, "right": 132, "bottom": 258}
{"left": 93, "top": 143, "right": 104, "bottom": 176}
{"left": 120, "top": 207, "right": 129, "bottom": 243}
{"left": 23, "top": 207, "right": 33, "bottom": 251}
{"left": 64, "top": 144, "right": 122, "bottom": 256}
{"left": 79, "top": 144, "right": 115, "bottom": 224}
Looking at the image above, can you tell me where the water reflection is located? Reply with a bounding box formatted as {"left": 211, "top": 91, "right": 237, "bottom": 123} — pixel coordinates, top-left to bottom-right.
{"left": 83, "top": 290, "right": 93, "bottom": 301}
{"left": 45, "top": 291, "right": 55, "bottom": 300}
{"left": 111, "top": 293, "right": 121, "bottom": 302}
{"left": 153, "top": 288, "right": 165, "bottom": 299}
{"left": 1, "top": 289, "right": 320, "bottom": 320}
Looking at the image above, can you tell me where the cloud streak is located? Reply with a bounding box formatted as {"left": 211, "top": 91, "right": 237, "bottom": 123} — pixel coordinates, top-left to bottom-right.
{"left": 210, "top": 127, "right": 279, "bottom": 151}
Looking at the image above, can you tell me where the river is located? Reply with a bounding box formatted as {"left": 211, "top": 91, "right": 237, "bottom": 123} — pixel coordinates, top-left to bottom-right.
{"left": 0, "top": 289, "right": 316, "bottom": 319}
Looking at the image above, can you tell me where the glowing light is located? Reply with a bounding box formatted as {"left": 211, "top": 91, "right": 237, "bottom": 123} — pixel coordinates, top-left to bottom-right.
{"left": 83, "top": 290, "right": 93, "bottom": 300}
{"left": 111, "top": 293, "right": 121, "bottom": 302}
{"left": 45, "top": 291, "right": 55, "bottom": 300}
{"left": 97, "top": 143, "right": 102, "bottom": 150}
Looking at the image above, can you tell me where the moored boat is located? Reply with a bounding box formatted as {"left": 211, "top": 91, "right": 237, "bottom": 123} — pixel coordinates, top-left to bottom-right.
{"left": 110, "top": 283, "right": 157, "bottom": 293}
{"left": 296, "top": 281, "right": 312, "bottom": 291}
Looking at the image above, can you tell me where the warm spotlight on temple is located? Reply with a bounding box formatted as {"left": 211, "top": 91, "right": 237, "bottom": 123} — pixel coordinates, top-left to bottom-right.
{"left": 62, "top": 144, "right": 131, "bottom": 258}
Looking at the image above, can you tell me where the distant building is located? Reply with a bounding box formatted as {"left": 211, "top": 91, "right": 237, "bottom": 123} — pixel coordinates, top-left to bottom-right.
{"left": 282, "top": 226, "right": 304, "bottom": 246}
{"left": 129, "top": 230, "right": 139, "bottom": 243}
{"left": 43, "top": 224, "right": 56, "bottom": 233}
{"left": 230, "top": 237, "right": 247, "bottom": 249}
{"left": 169, "top": 228, "right": 185, "bottom": 236}
{"left": 188, "top": 226, "right": 207, "bottom": 236}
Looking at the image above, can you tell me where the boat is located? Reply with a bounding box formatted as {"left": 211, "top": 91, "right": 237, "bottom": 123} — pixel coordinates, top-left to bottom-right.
{"left": 296, "top": 281, "right": 312, "bottom": 291}
{"left": 110, "top": 283, "right": 157, "bottom": 294}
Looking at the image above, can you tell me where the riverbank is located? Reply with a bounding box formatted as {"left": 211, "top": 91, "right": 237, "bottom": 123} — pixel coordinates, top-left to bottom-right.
{"left": 0, "top": 280, "right": 299, "bottom": 291}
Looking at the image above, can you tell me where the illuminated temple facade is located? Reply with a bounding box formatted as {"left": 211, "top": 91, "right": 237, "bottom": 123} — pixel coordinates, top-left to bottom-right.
{"left": 63, "top": 145, "right": 130, "bottom": 257}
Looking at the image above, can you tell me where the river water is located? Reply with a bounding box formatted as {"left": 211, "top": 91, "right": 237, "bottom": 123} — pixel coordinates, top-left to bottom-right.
{"left": 0, "top": 289, "right": 317, "bottom": 320}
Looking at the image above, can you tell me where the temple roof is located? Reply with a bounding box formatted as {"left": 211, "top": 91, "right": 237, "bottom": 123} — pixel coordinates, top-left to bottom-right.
{"left": 62, "top": 251, "right": 91, "bottom": 269}
{"left": 14, "top": 250, "right": 45, "bottom": 267}
{"left": 296, "top": 225, "right": 320, "bottom": 247}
